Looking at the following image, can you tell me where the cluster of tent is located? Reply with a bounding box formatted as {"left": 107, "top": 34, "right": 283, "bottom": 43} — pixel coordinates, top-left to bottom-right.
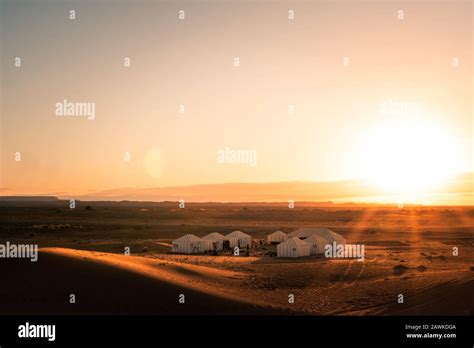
{"left": 171, "top": 231, "right": 252, "bottom": 254}
{"left": 171, "top": 227, "right": 345, "bottom": 258}
{"left": 269, "top": 228, "right": 346, "bottom": 258}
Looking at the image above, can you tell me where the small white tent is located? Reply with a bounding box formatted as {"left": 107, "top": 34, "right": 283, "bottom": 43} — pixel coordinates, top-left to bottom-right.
{"left": 202, "top": 232, "right": 225, "bottom": 251}
{"left": 172, "top": 234, "right": 213, "bottom": 254}
{"left": 267, "top": 231, "right": 288, "bottom": 244}
{"left": 277, "top": 237, "right": 311, "bottom": 258}
{"left": 305, "top": 235, "right": 328, "bottom": 255}
{"left": 225, "top": 231, "right": 252, "bottom": 248}
{"left": 289, "top": 227, "right": 346, "bottom": 245}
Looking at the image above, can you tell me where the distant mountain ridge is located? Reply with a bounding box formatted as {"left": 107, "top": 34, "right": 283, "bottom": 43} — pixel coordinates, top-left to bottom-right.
{"left": 0, "top": 196, "right": 59, "bottom": 202}
{"left": 1, "top": 173, "right": 472, "bottom": 205}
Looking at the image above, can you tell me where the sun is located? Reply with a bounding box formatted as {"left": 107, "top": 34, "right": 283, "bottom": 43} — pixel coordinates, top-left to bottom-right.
{"left": 358, "top": 115, "right": 464, "bottom": 195}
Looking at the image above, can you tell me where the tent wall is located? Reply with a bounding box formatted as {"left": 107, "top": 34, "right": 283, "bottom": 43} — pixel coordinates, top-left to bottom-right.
{"left": 197, "top": 239, "right": 214, "bottom": 252}
{"left": 208, "top": 239, "right": 224, "bottom": 251}
{"left": 237, "top": 237, "right": 252, "bottom": 248}
{"left": 227, "top": 237, "right": 251, "bottom": 248}
{"left": 225, "top": 232, "right": 252, "bottom": 248}
{"left": 203, "top": 233, "right": 225, "bottom": 251}
{"left": 172, "top": 235, "right": 212, "bottom": 254}
{"left": 227, "top": 237, "right": 239, "bottom": 248}
{"left": 172, "top": 239, "right": 199, "bottom": 254}
{"left": 277, "top": 239, "right": 310, "bottom": 258}
{"left": 305, "top": 237, "right": 327, "bottom": 255}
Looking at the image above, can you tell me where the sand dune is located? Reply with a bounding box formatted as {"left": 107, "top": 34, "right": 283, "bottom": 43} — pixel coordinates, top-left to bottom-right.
{"left": 380, "top": 276, "right": 474, "bottom": 315}
{"left": 1, "top": 246, "right": 472, "bottom": 316}
{"left": 1, "top": 204, "right": 472, "bottom": 316}
{"left": 0, "top": 248, "right": 287, "bottom": 315}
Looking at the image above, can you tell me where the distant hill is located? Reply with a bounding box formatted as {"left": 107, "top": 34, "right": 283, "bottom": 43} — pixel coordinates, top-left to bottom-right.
{"left": 66, "top": 172, "right": 474, "bottom": 205}
{"left": 0, "top": 196, "right": 59, "bottom": 202}
{"left": 1, "top": 172, "right": 472, "bottom": 206}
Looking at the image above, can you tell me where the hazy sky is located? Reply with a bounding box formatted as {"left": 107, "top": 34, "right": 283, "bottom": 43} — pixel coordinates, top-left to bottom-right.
{"left": 1, "top": 0, "right": 472, "bottom": 201}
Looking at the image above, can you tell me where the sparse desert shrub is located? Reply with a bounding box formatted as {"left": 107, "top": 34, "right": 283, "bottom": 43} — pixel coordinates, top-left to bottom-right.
{"left": 85, "top": 205, "right": 93, "bottom": 210}
{"left": 142, "top": 246, "right": 149, "bottom": 252}
{"left": 393, "top": 264, "right": 409, "bottom": 275}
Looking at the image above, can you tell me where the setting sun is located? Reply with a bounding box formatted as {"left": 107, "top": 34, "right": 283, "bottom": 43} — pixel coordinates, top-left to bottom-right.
{"left": 359, "top": 114, "right": 466, "bottom": 194}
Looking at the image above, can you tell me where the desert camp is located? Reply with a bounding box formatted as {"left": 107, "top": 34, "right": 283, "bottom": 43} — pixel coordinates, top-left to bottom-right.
{"left": 169, "top": 227, "right": 344, "bottom": 259}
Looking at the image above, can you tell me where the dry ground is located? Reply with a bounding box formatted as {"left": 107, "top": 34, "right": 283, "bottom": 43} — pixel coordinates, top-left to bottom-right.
{"left": 0, "top": 203, "right": 472, "bottom": 315}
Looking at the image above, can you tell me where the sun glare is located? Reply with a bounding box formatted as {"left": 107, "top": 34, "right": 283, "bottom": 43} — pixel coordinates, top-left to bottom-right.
{"left": 359, "top": 116, "right": 464, "bottom": 194}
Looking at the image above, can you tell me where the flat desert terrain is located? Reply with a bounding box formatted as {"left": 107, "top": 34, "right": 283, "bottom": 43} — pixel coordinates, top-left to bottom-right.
{"left": 0, "top": 202, "right": 473, "bottom": 315}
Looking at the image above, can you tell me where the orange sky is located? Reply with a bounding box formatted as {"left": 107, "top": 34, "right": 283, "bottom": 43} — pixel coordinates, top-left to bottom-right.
{"left": 1, "top": 1, "right": 472, "bottom": 204}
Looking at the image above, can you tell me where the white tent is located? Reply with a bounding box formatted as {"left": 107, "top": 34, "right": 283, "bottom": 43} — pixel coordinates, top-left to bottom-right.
{"left": 202, "top": 232, "right": 225, "bottom": 251}
{"left": 305, "top": 235, "right": 328, "bottom": 255}
{"left": 267, "top": 231, "right": 288, "bottom": 244}
{"left": 225, "top": 231, "right": 252, "bottom": 248}
{"left": 277, "top": 237, "right": 311, "bottom": 258}
{"left": 172, "top": 234, "right": 213, "bottom": 254}
{"left": 289, "top": 227, "right": 346, "bottom": 245}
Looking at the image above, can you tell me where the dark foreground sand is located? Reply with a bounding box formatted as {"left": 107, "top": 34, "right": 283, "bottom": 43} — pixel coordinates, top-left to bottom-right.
{"left": 1, "top": 246, "right": 472, "bottom": 316}
{"left": 0, "top": 248, "right": 288, "bottom": 315}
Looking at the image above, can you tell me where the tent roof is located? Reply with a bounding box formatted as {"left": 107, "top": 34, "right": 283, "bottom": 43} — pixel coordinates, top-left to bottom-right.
{"left": 279, "top": 237, "right": 310, "bottom": 248}
{"left": 173, "top": 234, "right": 202, "bottom": 243}
{"left": 305, "top": 235, "right": 328, "bottom": 243}
{"left": 268, "top": 230, "right": 287, "bottom": 237}
{"left": 289, "top": 227, "right": 343, "bottom": 241}
{"left": 202, "top": 232, "right": 225, "bottom": 240}
{"left": 226, "top": 230, "right": 252, "bottom": 239}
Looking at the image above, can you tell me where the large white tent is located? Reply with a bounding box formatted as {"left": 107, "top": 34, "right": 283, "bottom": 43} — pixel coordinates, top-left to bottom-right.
{"left": 289, "top": 227, "right": 346, "bottom": 245}
{"left": 225, "top": 231, "right": 252, "bottom": 248}
{"left": 277, "top": 237, "right": 311, "bottom": 258}
{"left": 172, "top": 234, "right": 213, "bottom": 254}
{"left": 305, "top": 235, "right": 328, "bottom": 255}
{"left": 267, "top": 231, "right": 288, "bottom": 244}
{"left": 202, "top": 232, "right": 225, "bottom": 251}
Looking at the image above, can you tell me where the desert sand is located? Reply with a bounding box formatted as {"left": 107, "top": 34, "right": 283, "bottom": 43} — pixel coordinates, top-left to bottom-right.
{"left": 0, "top": 247, "right": 289, "bottom": 315}
{"left": 0, "top": 203, "right": 472, "bottom": 315}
